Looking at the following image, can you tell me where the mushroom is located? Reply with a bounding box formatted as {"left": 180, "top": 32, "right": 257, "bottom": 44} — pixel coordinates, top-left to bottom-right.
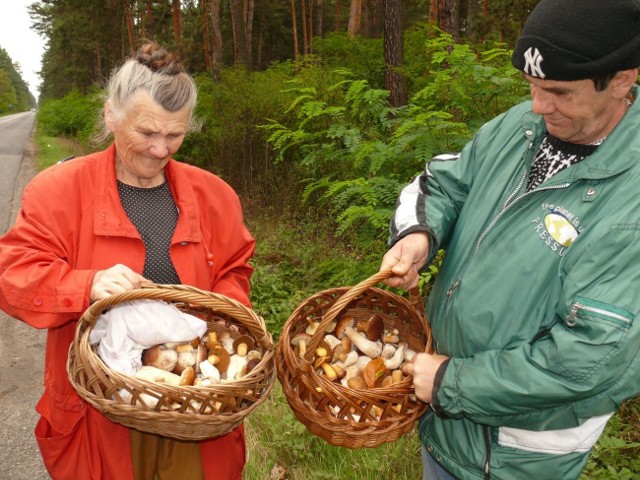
{"left": 345, "top": 326, "right": 382, "bottom": 358}
{"left": 404, "top": 347, "right": 417, "bottom": 363}
{"left": 225, "top": 353, "right": 248, "bottom": 381}
{"left": 232, "top": 335, "right": 255, "bottom": 357}
{"left": 380, "top": 343, "right": 397, "bottom": 360}
{"left": 320, "top": 362, "right": 338, "bottom": 381}
{"left": 344, "top": 355, "right": 371, "bottom": 380}
{"left": 194, "top": 344, "right": 208, "bottom": 374}
{"left": 323, "top": 334, "right": 341, "bottom": 350}
{"left": 207, "top": 344, "right": 231, "bottom": 375}
{"left": 384, "top": 343, "right": 406, "bottom": 370}
{"left": 141, "top": 345, "right": 178, "bottom": 372}
{"left": 357, "top": 314, "right": 385, "bottom": 341}
{"left": 290, "top": 332, "right": 311, "bottom": 358}
{"left": 383, "top": 329, "right": 400, "bottom": 344}
{"left": 333, "top": 350, "right": 358, "bottom": 369}
{"left": 305, "top": 321, "right": 320, "bottom": 336}
{"left": 179, "top": 366, "right": 196, "bottom": 386}
{"left": 334, "top": 315, "right": 354, "bottom": 339}
{"left": 136, "top": 365, "right": 182, "bottom": 386}
{"left": 245, "top": 350, "right": 262, "bottom": 373}
{"left": 199, "top": 360, "right": 221, "bottom": 383}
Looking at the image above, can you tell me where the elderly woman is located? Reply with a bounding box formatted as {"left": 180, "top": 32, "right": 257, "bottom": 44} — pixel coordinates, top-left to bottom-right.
{"left": 0, "top": 43, "right": 254, "bottom": 479}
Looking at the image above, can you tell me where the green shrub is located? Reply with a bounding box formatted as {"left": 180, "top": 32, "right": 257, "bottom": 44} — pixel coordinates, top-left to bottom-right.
{"left": 36, "top": 88, "right": 102, "bottom": 143}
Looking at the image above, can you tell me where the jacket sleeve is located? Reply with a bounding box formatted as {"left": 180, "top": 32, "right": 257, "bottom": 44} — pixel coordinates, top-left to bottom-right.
{"left": 389, "top": 143, "right": 478, "bottom": 264}
{"left": 435, "top": 226, "right": 640, "bottom": 430}
{"left": 207, "top": 187, "right": 255, "bottom": 308}
{"left": 0, "top": 178, "right": 94, "bottom": 329}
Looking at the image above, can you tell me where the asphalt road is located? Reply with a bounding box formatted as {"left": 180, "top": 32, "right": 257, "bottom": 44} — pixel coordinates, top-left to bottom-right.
{"left": 0, "top": 112, "right": 50, "bottom": 479}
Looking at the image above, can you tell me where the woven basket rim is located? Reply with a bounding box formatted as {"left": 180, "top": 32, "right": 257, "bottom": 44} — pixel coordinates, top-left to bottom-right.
{"left": 67, "top": 283, "right": 276, "bottom": 440}
{"left": 275, "top": 269, "right": 433, "bottom": 448}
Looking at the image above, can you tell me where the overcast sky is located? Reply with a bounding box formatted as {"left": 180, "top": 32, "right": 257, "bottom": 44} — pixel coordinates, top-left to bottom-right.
{"left": 0, "top": 0, "right": 45, "bottom": 101}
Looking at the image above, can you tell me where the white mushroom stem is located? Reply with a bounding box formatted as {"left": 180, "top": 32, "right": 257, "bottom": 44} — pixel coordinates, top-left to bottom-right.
{"left": 404, "top": 347, "right": 417, "bottom": 363}
{"left": 380, "top": 343, "right": 397, "bottom": 360}
{"left": 384, "top": 344, "right": 405, "bottom": 370}
{"left": 334, "top": 350, "right": 358, "bottom": 369}
{"left": 222, "top": 336, "right": 235, "bottom": 354}
{"left": 323, "top": 334, "right": 341, "bottom": 350}
{"left": 344, "top": 355, "right": 371, "bottom": 380}
{"left": 345, "top": 327, "right": 382, "bottom": 358}
{"left": 199, "top": 360, "right": 221, "bottom": 383}
{"left": 225, "top": 354, "right": 248, "bottom": 380}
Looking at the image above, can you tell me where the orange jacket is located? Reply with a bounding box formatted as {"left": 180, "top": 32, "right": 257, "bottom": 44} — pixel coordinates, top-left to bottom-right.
{"left": 0, "top": 144, "right": 255, "bottom": 480}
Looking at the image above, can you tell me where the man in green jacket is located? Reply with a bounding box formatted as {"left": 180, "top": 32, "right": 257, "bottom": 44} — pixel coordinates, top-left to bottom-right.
{"left": 380, "top": 0, "right": 640, "bottom": 479}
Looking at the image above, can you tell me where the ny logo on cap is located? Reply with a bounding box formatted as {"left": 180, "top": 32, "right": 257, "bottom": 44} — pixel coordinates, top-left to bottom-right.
{"left": 524, "top": 47, "right": 545, "bottom": 78}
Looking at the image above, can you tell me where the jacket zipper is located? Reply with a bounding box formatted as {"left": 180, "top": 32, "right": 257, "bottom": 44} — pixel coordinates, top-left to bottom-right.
{"left": 565, "top": 303, "right": 632, "bottom": 328}
{"left": 475, "top": 173, "right": 571, "bottom": 252}
{"left": 445, "top": 173, "right": 571, "bottom": 300}
{"left": 483, "top": 425, "right": 491, "bottom": 479}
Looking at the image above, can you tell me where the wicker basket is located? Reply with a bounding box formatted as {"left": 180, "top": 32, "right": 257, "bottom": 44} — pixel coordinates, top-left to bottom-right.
{"left": 67, "top": 283, "right": 275, "bottom": 441}
{"left": 276, "top": 269, "right": 433, "bottom": 449}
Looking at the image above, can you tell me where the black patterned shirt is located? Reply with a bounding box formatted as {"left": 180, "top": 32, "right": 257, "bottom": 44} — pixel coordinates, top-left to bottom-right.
{"left": 117, "top": 180, "right": 181, "bottom": 284}
{"left": 526, "top": 134, "right": 599, "bottom": 191}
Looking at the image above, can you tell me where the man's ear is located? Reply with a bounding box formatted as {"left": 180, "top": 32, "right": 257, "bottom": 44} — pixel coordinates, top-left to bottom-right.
{"left": 611, "top": 69, "right": 639, "bottom": 99}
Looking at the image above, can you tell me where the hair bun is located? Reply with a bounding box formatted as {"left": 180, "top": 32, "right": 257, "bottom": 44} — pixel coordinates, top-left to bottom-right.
{"left": 135, "top": 42, "right": 184, "bottom": 75}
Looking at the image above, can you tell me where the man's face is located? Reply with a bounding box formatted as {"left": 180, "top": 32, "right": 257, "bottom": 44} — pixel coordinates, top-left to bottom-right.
{"left": 524, "top": 74, "right": 624, "bottom": 145}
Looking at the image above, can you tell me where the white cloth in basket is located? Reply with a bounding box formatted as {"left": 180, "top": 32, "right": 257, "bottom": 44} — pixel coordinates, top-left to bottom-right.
{"left": 89, "top": 299, "right": 208, "bottom": 376}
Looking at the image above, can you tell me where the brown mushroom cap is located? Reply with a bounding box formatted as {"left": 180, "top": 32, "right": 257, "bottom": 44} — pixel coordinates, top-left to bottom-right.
{"left": 232, "top": 334, "right": 255, "bottom": 354}
{"left": 334, "top": 315, "right": 354, "bottom": 339}
{"left": 362, "top": 314, "right": 385, "bottom": 341}
{"left": 208, "top": 344, "right": 231, "bottom": 374}
{"left": 179, "top": 366, "right": 196, "bottom": 386}
{"left": 141, "top": 345, "right": 178, "bottom": 372}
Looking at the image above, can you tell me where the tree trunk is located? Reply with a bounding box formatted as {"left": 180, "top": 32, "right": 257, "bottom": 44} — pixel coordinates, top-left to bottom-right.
{"left": 383, "top": 0, "right": 406, "bottom": 107}
{"left": 428, "top": 0, "right": 437, "bottom": 36}
{"left": 314, "top": 0, "right": 324, "bottom": 39}
{"left": 230, "top": 0, "right": 249, "bottom": 66}
{"left": 290, "top": 0, "right": 299, "bottom": 61}
{"left": 368, "top": 0, "right": 384, "bottom": 38}
{"left": 301, "top": 0, "right": 309, "bottom": 54}
{"left": 210, "top": 0, "right": 223, "bottom": 80}
{"left": 245, "top": 0, "right": 254, "bottom": 68}
{"left": 307, "top": 0, "right": 314, "bottom": 53}
{"left": 199, "top": 0, "right": 213, "bottom": 75}
{"left": 172, "top": 0, "right": 183, "bottom": 43}
{"left": 143, "top": 0, "right": 154, "bottom": 38}
{"left": 124, "top": 1, "right": 136, "bottom": 55}
{"left": 347, "top": 0, "right": 362, "bottom": 37}
{"left": 437, "top": 0, "right": 459, "bottom": 41}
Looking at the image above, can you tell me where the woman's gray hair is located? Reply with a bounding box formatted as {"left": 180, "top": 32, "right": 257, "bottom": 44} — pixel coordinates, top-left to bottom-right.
{"left": 94, "top": 43, "right": 199, "bottom": 143}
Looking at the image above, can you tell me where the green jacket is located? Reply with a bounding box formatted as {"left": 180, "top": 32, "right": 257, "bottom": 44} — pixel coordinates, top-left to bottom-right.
{"left": 390, "top": 86, "right": 640, "bottom": 479}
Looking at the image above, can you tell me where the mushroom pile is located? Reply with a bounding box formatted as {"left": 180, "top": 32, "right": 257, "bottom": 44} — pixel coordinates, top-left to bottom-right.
{"left": 136, "top": 330, "right": 262, "bottom": 388}
{"left": 291, "top": 313, "right": 417, "bottom": 392}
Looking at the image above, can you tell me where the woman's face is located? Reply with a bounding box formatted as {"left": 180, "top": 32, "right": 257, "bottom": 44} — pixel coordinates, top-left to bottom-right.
{"left": 107, "top": 90, "right": 190, "bottom": 187}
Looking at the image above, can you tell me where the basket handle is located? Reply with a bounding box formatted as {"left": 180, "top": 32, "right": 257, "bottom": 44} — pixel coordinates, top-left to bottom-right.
{"left": 305, "top": 268, "right": 430, "bottom": 357}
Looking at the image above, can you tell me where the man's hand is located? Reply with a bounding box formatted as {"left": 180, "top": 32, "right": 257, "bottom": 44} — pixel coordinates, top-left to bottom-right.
{"left": 402, "top": 352, "right": 449, "bottom": 404}
{"left": 90, "top": 264, "right": 146, "bottom": 301}
{"left": 380, "top": 232, "right": 430, "bottom": 289}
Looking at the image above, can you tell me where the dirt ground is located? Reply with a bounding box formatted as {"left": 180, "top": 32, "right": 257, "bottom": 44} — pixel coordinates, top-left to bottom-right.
{"left": 0, "top": 139, "right": 50, "bottom": 479}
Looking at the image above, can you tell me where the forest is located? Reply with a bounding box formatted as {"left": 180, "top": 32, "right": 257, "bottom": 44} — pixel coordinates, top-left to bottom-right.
{"left": 3, "top": 0, "right": 640, "bottom": 478}
{"left": 0, "top": 47, "right": 35, "bottom": 113}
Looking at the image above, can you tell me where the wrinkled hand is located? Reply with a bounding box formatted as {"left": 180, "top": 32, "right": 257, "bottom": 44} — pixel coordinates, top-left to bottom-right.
{"left": 380, "top": 232, "right": 430, "bottom": 290}
{"left": 90, "top": 264, "right": 146, "bottom": 301}
{"left": 402, "top": 352, "right": 449, "bottom": 404}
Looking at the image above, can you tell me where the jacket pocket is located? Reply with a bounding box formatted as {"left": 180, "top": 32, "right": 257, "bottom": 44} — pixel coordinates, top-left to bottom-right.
{"left": 551, "top": 295, "right": 633, "bottom": 382}
{"left": 35, "top": 406, "right": 88, "bottom": 480}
